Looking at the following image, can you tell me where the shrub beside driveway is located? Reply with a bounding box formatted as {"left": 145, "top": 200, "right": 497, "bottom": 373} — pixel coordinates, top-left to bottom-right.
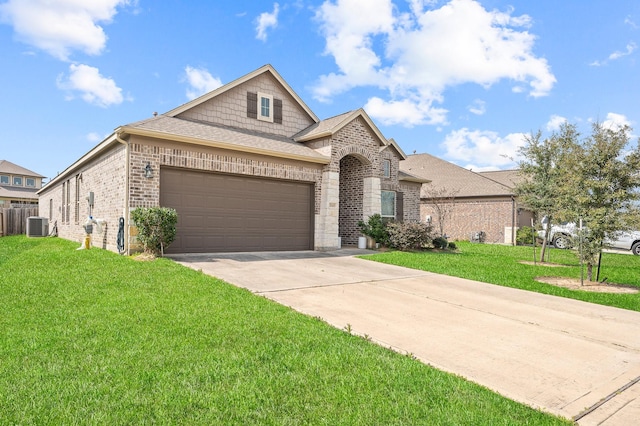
{"left": 0, "top": 236, "right": 569, "bottom": 425}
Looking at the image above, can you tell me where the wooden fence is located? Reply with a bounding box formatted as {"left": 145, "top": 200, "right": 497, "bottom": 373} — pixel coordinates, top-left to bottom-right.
{"left": 0, "top": 207, "right": 40, "bottom": 237}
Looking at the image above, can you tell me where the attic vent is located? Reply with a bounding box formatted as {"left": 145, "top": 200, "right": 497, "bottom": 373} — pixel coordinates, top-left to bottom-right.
{"left": 27, "top": 216, "right": 48, "bottom": 237}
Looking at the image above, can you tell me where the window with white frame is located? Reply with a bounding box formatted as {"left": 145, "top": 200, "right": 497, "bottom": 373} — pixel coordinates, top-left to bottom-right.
{"left": 381, "top": 190, "right": 396, "bottom": 218}
{"left": 13, "top": 176, "right": 23, "bottom": 186}
{"left": 382, "top": 159, "right": 391, "bottom": 178}
{"left": 26, "top": 178, "right": 36, "bottom": 187}
{"left": 0, "top": 175, "right": 8, "bottom": 184}
{"left": 257, "top": 92, "right": 273, "bottom": 122}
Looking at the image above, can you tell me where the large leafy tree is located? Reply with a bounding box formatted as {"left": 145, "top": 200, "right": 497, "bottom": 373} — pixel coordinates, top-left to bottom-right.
{"left": 562, "top": 123, "right": 640, "bottom": 280}
{"left": 515, "top": 124, "right": 579, "bottom": 262}
{"left": 516, "top": 122, "right": 640, "bottom": 279}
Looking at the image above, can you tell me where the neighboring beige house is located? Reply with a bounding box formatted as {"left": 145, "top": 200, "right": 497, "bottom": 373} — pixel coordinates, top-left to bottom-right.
{"left": 400, "top": 154, "right": 533, "bottom": 244}
{"left": 0, "top": 160, "right": 45, "bottom": 207}
{"left": 38, "top": 65, "right": 424, "bottom": 254}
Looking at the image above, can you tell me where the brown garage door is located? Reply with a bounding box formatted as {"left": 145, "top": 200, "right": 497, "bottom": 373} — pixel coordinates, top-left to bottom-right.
{"left": 160, "top": 167, "right": 314, "bottom": 253}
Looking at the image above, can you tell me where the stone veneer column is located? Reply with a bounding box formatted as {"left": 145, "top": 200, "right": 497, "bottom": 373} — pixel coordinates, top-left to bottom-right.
{"left": 362, "top": 176, "right": 381, "bottom": 219}
{"left": 315, "top": 170, "right": 340, "bottom": 250}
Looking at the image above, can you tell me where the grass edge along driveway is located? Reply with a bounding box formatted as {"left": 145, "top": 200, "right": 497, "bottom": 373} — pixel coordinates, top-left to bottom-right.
{"left": 362, "top": 241, "right": 640, "bottom": 312}
{"left": 0, "top": 236, "right": 569, "bottom": 425}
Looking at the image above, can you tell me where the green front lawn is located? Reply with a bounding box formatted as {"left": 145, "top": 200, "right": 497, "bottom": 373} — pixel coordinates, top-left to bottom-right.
{"left": 363, "top": 241, "right": 640, "bottom": 311}
{"left": 0, "top": 236, "right": 569, "bottom": 424}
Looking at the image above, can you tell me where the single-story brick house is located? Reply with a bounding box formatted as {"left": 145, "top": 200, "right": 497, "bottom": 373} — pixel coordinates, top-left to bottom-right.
{"left": 0, "top": 160, "right": 45, "bottom": 207}
{"left": 38, "top": 65, "right": 425, "bottom": 254}
{"left": 400, "top": 153, "right": 533, "bottom": 244}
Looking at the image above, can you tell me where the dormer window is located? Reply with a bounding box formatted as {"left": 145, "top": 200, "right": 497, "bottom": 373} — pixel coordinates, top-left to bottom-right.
{"left": 26, "top": 178, "right": 36, "bottom": 187}
{"left": 13, "top": 176, "right": 23, "bottom": 186}
{"left": 0, "top": 175, "right": 8, "bottom": 185}
{"left": 258, "top": 92, "right": 273, "bottom": 122}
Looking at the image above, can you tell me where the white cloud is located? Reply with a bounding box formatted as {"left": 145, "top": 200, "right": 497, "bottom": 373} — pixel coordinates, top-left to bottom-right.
{"left": 364, "top": 96, "right": 448, "bottom": 126}
{"left": 609, "top": 42, "right": 637, "bottom": 60}
{"left": 86, "top": 132, "right": 102, "bottom": 142}
{"left": 441, "top": 127, "right": 526, "bottom": 168}
{"left": 0, "top": 0, "right": 129, "bottom": 61}
{"left": 625, "top": 16, "right": 638, "bottom": 29}
{"left": 183, "top": 66, "right": 223, "bottom": 100}
{"left": 313, "top": 0, "right": 555, "bottom": 126}
{"left": 600, "top": 112, "right": 631, "bottom": 132}
{"left": 468, "top": 99, "right": 486, "bottom": 115}
{"left": 590, "top": 42, "right": 637, "bottom": 66}
{"left": 546, "top": 114, "right": 567, "bottom": 132}
{"left": 57, "top": 64, "right": 124, "bottom": 107}
{"left": 256, "top": 3, "right": 279, "bottom": 41}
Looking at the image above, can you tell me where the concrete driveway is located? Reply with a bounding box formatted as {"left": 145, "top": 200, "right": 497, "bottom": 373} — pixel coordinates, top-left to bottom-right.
{"left": 169, "top": 249, "right": 640, "bottom": 425}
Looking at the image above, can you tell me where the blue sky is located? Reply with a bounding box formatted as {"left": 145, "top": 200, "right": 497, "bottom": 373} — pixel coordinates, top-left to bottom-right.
{"left": 1, "top": 0, "right": 639, "bottom": 181}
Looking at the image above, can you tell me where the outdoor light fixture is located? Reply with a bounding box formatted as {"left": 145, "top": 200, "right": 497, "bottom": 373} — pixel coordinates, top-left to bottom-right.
{"left": 144, "top": 162, "right": 153, "bottom": 178}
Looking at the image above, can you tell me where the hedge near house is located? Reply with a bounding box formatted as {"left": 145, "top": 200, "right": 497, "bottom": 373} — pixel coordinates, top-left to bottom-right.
{"left": 131, "top": 207, "right": 178, "bottom": 256}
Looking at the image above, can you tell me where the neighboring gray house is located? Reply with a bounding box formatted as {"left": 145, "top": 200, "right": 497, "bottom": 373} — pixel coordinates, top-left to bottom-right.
{"left": 0, "top": 160, "right": 45, "bottom": 207}
{"left": 38, "top": 65, "right": 424, "bottom": 254}
{"left": 400, "top": 153, "right": 533, "bottom": 244}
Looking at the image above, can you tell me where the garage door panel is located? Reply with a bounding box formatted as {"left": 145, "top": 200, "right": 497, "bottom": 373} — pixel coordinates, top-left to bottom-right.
{"left": 160, "top": 168, "right": 313, "bottom": 253}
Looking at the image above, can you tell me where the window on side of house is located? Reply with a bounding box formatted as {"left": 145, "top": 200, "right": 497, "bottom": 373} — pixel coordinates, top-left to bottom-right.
{"left": 26, "top": 178, "right": 36, "bottom": 187}
{"left": 381, "top": 190, "right": 396, "bottom": 218}
{"left": 13, "top": 176, "right": 23, "bottom": 186}
{"left": 75, "top": 175, "right": 80, "bottom": 224}
{"left": 382, "top": 159, "right": 391, "bottom": 178}
{"left": 49, "top": 198, "right": 53, "bottom": 220}
{"left": 62, "top": 182, "right": 66, "bottom": 223}
{"left": 0, "top": 175, "right": 8, "bottom": 184}
{"left": 257, "top": 92, "right": 273, "bottom": 122}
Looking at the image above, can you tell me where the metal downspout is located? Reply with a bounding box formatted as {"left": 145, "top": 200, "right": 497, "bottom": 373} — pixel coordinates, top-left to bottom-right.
{"left": 115, "top": 132, "right": 130, "bottom": 255}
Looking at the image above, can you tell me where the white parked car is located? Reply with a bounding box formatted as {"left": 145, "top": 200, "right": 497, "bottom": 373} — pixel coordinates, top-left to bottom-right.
{"left": 538, "top": 217, "right": 640, "bottom": 255}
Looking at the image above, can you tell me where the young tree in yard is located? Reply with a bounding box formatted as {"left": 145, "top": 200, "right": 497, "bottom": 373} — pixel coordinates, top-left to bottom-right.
{"left": 515, "top": 124, "right": 579, "bottom": 262}
{"left": 562, "top": 123, "right": 640, "bottom": 281}
{"left": 423, "top": 184, "right": 458, "bottom": 238}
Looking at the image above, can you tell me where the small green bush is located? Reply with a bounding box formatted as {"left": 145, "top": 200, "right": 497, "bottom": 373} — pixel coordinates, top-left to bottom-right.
{"left": 432, "top": 236, "right": 448, "bottom": 249}
{"left": 358, "top": 214, "right": 390, "bottom": 246}
{"left": 516, "top": 226, "right": 537, "bottom": 246}
{"left": 131, "top": 207, "right": 178, "bottom": 256}
{"left": 447, "top": 241, "right": 457, "bottom": 250}
{"left": 386, "top": 221, "right": 432, "bottom": 251}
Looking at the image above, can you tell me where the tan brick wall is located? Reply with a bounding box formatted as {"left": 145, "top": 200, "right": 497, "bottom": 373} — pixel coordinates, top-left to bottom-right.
{"left": 399, "top": 181, "right": 421, "bottom": 222}
{"left": 38, "top": 144, "right": 127, "bottom": 251}
{"left": 176, "top": 73, "right": 315, "bottom": 137}
{"left": 420, "top": 198, "right": 516, "bottom": 243}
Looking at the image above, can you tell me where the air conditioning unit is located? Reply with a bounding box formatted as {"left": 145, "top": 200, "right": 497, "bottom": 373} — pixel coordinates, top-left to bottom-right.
{"left": 27, "top": 216, "right": 49, "bottom": 237}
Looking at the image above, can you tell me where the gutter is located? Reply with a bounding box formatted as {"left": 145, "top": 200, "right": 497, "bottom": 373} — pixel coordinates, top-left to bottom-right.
{"left": 115, "top": 131, "right": 130, "bottom": 255}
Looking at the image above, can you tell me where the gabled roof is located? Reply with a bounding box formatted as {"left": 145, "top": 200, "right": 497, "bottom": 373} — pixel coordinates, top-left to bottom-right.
{"left": 398, "top": 169, "right": 430, "bottom": 183}
{"left": 478, "top": 169, "right": 523, "bottom": 189}
{"left": 119, "top": 115, "right": 330, "bottom": 164}
{"left": 383, "top": 138, "right": 407, "bottom": 161}
{"left": 165, "top": 64, "right": 319, "bottom": 123}
{"left": 293, "top": 109, "right": 397, "bottom": 155}
{"left": 0, "top": 160, "right": 44, "bottom": 178}
{"left": 400, "top": 153, "right": 514, "bottom": 198}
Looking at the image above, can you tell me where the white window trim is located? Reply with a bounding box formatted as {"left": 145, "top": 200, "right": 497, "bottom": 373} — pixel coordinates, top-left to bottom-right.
{"left": 257, "top": 92, "right": 273, "bottom": 123}
{"left": 381, "top": 190, "right": 396, "bottom": 218}
{"left": 26, "top": 178, "right": 36, "bottom": 187}
{"left": 13, "top": 176, "right": 23, "bottom": 186}
{"left": 0, "top": 175, "right": 8, "bottom": 184}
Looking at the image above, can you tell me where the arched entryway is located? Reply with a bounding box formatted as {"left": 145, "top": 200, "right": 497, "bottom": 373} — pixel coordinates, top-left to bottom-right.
{"left": 339, "top": 154, "right": 369, "bottom": 245}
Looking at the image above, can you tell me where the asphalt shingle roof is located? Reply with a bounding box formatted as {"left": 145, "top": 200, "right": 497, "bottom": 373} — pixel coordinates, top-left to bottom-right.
{"left": 0, "top": 160, "right": 44, "bottom": 178}
{"left": 124, "top": 115, "right": 330, "bottom": 162}
{"left": 399, "top": 153, "right": 514, "bottom": 198}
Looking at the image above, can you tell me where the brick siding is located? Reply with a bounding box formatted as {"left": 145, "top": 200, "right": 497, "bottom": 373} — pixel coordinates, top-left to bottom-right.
{"left": 420, "top": 198, "right": 516, "bottom": 243}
